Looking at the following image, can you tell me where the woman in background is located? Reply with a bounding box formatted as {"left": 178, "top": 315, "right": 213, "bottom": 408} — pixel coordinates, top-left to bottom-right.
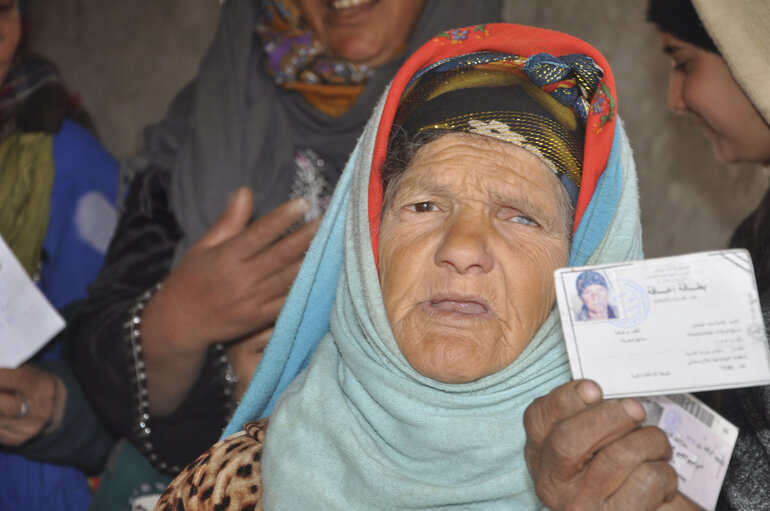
{"left": 0, "top": 0, "right": 119, "bottom": 509}
{"left": 649, "top": 1, "right": 770, "bottom": 508}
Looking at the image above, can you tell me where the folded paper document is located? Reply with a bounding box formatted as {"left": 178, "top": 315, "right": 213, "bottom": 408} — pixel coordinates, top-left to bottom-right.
{"left": 0, "top": 236, "right": 65, "bottom": 367}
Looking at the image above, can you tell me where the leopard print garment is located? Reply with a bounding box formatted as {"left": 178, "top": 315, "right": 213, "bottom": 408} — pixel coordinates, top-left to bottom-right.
{"left": 154, "top": 419, "right": 268, "bottom": 511}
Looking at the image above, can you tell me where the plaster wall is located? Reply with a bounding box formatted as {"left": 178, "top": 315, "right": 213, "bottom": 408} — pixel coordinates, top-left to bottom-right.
{"left": 27, "top": 0, "right": 767, "bottom": 258}
{"left": 28, "top": 0, "right": 220, "bottom": 157}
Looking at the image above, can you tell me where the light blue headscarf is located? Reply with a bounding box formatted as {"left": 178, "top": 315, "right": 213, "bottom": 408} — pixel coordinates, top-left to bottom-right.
{"left": 225, "top": 25, "right": 643, "bottom": 509}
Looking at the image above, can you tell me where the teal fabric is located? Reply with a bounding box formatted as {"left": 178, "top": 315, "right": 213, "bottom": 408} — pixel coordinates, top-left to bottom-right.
{"left": 86, "top": 441, "right": 173, "bottom": 511}
{"left": 225, "top": 76, "right": 644, "bottom": 506}
{"left": 570, "top": 121, "right": 642, "bottom": 267}
{"left": 223, "top": 144, "right": 355, "bottom": 434}
{"left": 225, "top": 117, "right": 641, "bottom": 439}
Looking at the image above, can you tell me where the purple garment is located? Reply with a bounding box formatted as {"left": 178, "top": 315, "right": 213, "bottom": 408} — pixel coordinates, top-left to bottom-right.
{"left": 0, "top": 453, "right": 92, "bottom": 511}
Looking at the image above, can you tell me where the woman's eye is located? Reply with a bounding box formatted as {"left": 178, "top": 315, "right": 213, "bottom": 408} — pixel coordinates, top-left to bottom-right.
{"left": 673, "top": 60, "right": 691, "bottom": 73}
{"left": 407, "top": 201, "right": 438, "bottom": 213}
{"left": 498, "top": 207, "right": 539, "bottom": 227}
{"left": 511, "top": 215, "right": 538, "bottom": 226}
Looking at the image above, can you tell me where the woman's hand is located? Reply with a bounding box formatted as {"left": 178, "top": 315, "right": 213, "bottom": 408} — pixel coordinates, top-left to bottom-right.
{"left": 523, "top": 380, "right": 698, "bottom": 510}
{"left": 145, "top": 189, "right": 317, "bottom": 351}
{"left": 0, "top": 366, "right": 66, "bottom": 446}
{"left": 141, "top": 188, "right": 319, "bottom": 415}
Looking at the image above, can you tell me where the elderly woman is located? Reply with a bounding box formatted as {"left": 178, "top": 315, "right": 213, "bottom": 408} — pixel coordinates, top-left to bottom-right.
{"left": 156, "top": 23, "right": 683, "bottom": 510}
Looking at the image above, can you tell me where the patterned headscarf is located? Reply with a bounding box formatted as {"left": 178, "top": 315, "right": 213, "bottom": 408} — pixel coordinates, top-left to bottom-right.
{"left": 256, "top": 0, "right": 375, "bottom": 116}
{"left": 367, "top": 25, "right": 618, "bottom": 258}
{"left": 392, "top": 50, "right": 604, "bottom": 206}
{"left": 256, "top": 0, "right": 373, "bottom": 86}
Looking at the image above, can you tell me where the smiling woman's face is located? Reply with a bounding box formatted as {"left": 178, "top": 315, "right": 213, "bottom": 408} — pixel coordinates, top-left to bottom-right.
{"left": 296, "top": 0, "right": 428, "bottom": 67}
{"left": 660, "top": 32, "right": 770, "bottom": 166}
{"left": 378, "top": 133, "right": 571, "bottom": 384}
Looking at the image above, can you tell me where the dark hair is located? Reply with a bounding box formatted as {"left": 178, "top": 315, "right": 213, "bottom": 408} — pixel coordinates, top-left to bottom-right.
{"left": 646, "top": 0, "right": 719, "bottom": 54}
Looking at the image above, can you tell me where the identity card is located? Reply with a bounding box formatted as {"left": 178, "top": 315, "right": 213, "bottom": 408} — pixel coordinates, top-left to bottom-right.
{"left": 554, "top": 249, "right": 770, "bottom": 398}
{"left": 640, "top": 393, "right": 738, "bottom": 511}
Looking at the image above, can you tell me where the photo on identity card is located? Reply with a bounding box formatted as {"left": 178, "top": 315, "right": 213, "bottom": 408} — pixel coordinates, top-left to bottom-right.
{"left": 566, "top": 269, "right": 621, "bottom": 323}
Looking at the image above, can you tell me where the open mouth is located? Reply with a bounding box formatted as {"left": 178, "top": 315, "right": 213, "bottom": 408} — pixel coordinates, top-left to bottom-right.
{"left": 424, "top": 297, "right": 491, "bottom": 317}
{"left": 328, "top": 0, "right": 380, "bottom": 14}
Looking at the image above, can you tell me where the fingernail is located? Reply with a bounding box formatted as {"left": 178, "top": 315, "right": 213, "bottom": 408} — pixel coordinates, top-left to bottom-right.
{"left": 576, "top": 380, "right": 601, "bottom": 404}
{"left": 293, "top": 197, "right": 310, "bottom": 213}
{"left": 621, "top": 398, "right": 645, "bottom": 422}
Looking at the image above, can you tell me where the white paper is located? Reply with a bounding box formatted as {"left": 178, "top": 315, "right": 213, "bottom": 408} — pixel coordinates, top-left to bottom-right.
{"left": 640, "top": 393, "right": 738, "bottom": 511}
{"left": 554, "top": 249, "right": 770, "bottom": 398}
{"left": 0, "top": 236, "right": 65, "bottom": 367}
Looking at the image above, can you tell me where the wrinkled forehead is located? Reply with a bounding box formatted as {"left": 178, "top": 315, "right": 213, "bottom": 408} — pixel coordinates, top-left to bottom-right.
{"left": 401, "top": 131, "right": 564, "bottom": 192}
{"left": 392, "top": 132, "right": 570, "bottom": 228}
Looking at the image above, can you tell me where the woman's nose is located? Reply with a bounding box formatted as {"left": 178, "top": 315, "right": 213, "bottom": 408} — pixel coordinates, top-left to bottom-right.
{"left": 667, "top": 72, "right": 687, "bottom": 115}
{"left": 434, "top": 212, "right": 494, "bottom": 274}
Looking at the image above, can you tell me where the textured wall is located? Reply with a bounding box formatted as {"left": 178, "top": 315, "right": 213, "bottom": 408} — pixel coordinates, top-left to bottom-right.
{"left": 28, "top": 0, "right": 220, "bottom": 157}
{"left": 27, "top": 0, "right": 767, "bottom": 257}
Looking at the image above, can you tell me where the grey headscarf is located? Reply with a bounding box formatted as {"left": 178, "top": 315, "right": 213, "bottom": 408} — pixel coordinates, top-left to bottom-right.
{"left": 138, "top": 0, "right": 503, "bottom": 261}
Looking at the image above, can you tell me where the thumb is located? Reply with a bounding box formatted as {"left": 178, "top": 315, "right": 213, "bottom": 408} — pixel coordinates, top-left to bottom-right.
{"left": 197, "top": 187, "right": 254, "bottom": 248}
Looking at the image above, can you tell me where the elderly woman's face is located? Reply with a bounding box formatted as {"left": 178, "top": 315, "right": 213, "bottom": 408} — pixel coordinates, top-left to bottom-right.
{"left": 296, "top": 0, "right": 427, "bottom": 68}
{"left": 580, "top": 284, "right": 609, "bottom": 315}
{"left": 378, "top": 133, "right": 571, "bottom": 383}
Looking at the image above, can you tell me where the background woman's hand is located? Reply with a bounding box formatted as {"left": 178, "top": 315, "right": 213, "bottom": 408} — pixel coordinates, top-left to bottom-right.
{"left": 141, "top": 188, "right": 319, "bottom": 415}
{"left": 144, "top": 189, "right": 317, "bottom": 351}
{"left": 0, "top": 366, "right": 66, "bottom": 446}
{"left": 523, "top": 379, "right": 698, "bottom": 510}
